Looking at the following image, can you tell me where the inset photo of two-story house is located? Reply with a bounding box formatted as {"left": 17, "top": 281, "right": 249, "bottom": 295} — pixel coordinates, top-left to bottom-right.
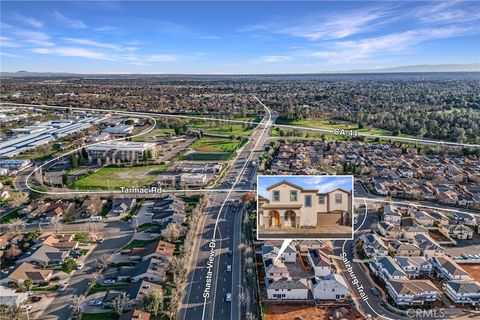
{"left": 257, "top": 175, "right": 353, "bottom": 239}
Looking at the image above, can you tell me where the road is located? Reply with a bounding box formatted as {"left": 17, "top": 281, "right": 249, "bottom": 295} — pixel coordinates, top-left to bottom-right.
{"left": 36, "top": 222, "right": 133, "bottom": 319}
{"left": 179, "top": 99, "right": 274, "bottom": 320}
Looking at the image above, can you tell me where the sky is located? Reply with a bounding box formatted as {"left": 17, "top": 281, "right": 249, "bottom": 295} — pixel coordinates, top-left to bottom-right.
{"left": 258, "top": 176, "right": 352, "bottom": 199}
{"left": 1, "top": 1, "right": 479, "bottom": 74}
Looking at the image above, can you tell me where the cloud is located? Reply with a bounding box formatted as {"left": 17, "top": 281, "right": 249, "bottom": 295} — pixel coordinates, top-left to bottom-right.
{"left": 240, "top": 6, "right": 391, "bottom": 41}
{"left": 412, "top": 1, "right": 480, "bottom": 24}
{"left": 32, "top": 46, "right": 110, "bottom": 60}
{"left": 0, "top": 51, "right": 23, "bottom": 58}
{"left": 145, "top": 54, "right": 177, "bottom": 62}
{"left": 308, "top": 26, "right": 472, "bottom": 64}
{"left": 13, "top": 29, "right": 54, "bottom": 46}
{"left": 63, "top": 38, "right": 117, "bottom": 49}
{"left": 12, "top": 14, "right": 44, "bottom": 28}
{"left": 0, "top": 36, "right": 21, "bottom": 48}
{"left": 258, "top": 55, "right": 291, "bottom": 63}
{"left": 53, "top": 11, "right": 86, "bottom": 29}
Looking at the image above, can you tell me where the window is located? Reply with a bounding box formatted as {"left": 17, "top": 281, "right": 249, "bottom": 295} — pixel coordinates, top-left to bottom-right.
{"left": 290, "top": 190, "right": 297, "bottom": 201}
{"left": 335, "top": 193, "right": 343, "bottom": 204}
{"left": 318, "top": 195, "right": 325, "bottom": 204}
{"left": 273, "top": 191, "right": 280, "bottom": 202}
{"left": 305, "top": 195, "right": 312, "bottom": 207}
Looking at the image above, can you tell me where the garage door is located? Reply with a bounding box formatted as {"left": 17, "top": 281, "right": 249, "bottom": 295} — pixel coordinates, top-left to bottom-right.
{"left": 317, "top": 212, "right": 343, "bottom": 226}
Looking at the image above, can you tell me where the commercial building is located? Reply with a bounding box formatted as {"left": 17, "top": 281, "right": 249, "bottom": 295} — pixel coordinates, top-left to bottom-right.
{"left": 86, "top": 141, "right": 157, "bottom": 163}
{"left": 0, "top": 117, "right": 105, "bottom": 158}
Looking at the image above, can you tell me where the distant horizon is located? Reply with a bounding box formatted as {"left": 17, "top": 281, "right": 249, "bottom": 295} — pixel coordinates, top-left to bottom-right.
{"left": 2, "top": 63, "right": 480, "bottom": 76}
{"left": 1, "top": 1, "right": 479, "bottom": 73}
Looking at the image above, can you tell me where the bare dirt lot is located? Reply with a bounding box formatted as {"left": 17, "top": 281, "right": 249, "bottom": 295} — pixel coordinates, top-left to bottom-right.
{"left": 264, "top": 303, "right": 363, "bottom": 320}
{"left": 458, "top": 263, "right": 480, "bottom": 282}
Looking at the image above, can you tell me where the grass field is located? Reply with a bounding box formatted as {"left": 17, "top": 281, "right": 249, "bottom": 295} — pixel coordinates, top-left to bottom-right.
{"left": 124, "top": 239, "right": 155, "bottom": 249}
{"left": 275, "top": 117, "right": 392, "bottom": 135}
{"left": 191, "top": 116, "right": 260, "bottom": 136}
{"left": 191, "top": 136, "right": 243, "bottom": 153}
{"left": 82, "top": 313, "right": 119, "bottom": 320}
{"left": 132, "top": 127, "right": 176, "bottom": 141}
{"left": 178, "top": 152, "right": 233, "bottom": 161}
{"left": 71, "top": 164, "right": 169, "bottom": 190}
{"left": 0, "top": 209, "right": 21, "bottom": 224}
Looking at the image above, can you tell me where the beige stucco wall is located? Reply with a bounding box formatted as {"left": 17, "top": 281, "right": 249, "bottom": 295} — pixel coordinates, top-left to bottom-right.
{"left": 327, "top": 190, "right": 351, "bottom": 212}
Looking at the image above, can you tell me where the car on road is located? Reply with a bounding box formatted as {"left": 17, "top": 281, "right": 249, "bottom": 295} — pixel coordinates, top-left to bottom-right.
{"left": 103, "top": 279, "right": 116, "bottom": 284}
{"left": 58, "top": 283, "right": 69, "bottom": 292}
{"left": 89, "top": 299, "right": 103, "bottom": 306}
{"left": 371, "top": 288, "right": 379, "bottom": 296}
{"left": 227, "top": 251, "right": 232, "bottom": 257}
{"left": 225, "top": 293, "right": 232, "bottom": 302}
{"left": 226, "top": 265, "right": 232, "bottom": 272}
{"left": 76, "top": 263, "right": 85, "bottom": 270}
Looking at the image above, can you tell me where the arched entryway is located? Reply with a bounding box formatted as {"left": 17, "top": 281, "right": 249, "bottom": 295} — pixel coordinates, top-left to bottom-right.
{"left": 268, "top": 210, "right": 280, "bottom": 227}
{"left": 284, "top": 210, "right": 297, "bottom": 228}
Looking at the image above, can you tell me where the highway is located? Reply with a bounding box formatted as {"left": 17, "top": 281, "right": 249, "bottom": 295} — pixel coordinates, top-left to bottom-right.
{"left": 179, "top": 100, "right": 274, "bottom": 320}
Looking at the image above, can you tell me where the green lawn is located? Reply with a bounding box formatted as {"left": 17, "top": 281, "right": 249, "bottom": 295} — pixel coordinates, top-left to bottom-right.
{"left": 71, "top": 164, "right": 169, "bottom": 190}
{"left": 275, "top": 117, "right": 392, "bottom": 135}
{"left": 89, "top": 283, "right": 128, "bottom": 294}
{"left": 124, "top": 239, "right": 155, "bottom": 249}
{"left": 178, "top": 152, "right": 233, "bottom": 161}
{"left": 191, "top": 116, "right": 260, "bottom": 136}
{"left": 137, "top": 222, "right": 158, "bottom": 232}
{"left": 132, "top": 127, "right": 176, "bottom": 141}
{"left": 191, "top": 137, "right": 242, "bottom": 153}
{"left": 0, "top": 209, "right": 20, "bottom": 224}
{"left": 82, "top": 313, "right": 118, "bottom": 320}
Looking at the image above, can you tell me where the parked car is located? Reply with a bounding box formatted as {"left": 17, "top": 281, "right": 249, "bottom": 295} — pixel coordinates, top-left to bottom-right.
{"left": 89, "top": 300, "right": 102, "bottom": 306}
{"left": 225, "top": 293, "right": 232, "bottom": 302}
{"left": 103, "top": 279, "right": 116, "bottom": 284}
{"left": 76, "top": 263, "right": 85, "bottom": 270}
{"left": 58, "top": 283, "right": 69, "bottom": 292}
{"left": 30, "top": 296, "right": 42, "bottom": 303}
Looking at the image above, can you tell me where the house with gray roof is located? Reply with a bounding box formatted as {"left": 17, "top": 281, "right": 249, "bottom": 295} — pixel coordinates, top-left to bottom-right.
{"left": 382, "top": 204, "right": 402, "bottom": 225}
{"left": 309, "top": 274, "right": 349, "bottom": 300}
{"left": 444, "top": 281, "right": 480, "bottom": 306}
{"left": 361, "top": 233, "right": 389, "bottom": 258}
{"left": 395, "top": 256, "right": 432, "bottom": 278}
{"left": 266, "top": 278, "right": 309, "bottom": 300}
{"left": 431, "top": 256, "right": 470, "bottom": 281}
{"left": 117, "top": 257, "right": 166, "bottom": 283}
{"left": 386, "top": 280, "right": 439, "bottom": 306}
{"left": 371, "top": 256, "right": 408, "bottom": 281}
{"left": 16, "top": 244, "right": 69, "bottom": 267}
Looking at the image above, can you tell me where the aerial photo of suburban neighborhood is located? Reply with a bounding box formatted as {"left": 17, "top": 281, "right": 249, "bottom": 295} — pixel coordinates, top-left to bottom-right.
{"left": 1, "top": 1, "right": 480, "bottom": 320}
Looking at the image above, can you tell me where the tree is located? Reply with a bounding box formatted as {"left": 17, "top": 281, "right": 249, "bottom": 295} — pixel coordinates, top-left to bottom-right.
{"left": 70, "top": 154, "right": 78, "bottom": 169}
{"left": 164, "top": 223, "right": 180, "bottom": 242}
{"left": 71, "top": 294, "right": 85, "bottom": 319}
{"left": 139, "top": 291, "right": 163, "bottom": 316}
{"left": 241, "top": 192, "right": 255, "bottom": 203}
{"left": 0, "top": 305, "right": 26, "bottom": 320}
{"left": 112, "top": 292, "right": 129, "bottom": 315}
{"left": 24, "top": 229, "right": 42, "bottom": 242}
{"left": 23, "top": 278, "right": 33, "bottom": 291}
{"left": 5, "top": 247, "right": 22, "bottom": 260}
{"left": 62, "top": 258, "right": 77, "bottom": 274}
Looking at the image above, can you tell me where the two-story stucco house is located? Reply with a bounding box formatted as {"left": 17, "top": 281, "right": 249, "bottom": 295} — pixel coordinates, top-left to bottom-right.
{"left": 259, "top": 180, "right": 352, "bottom": 230}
